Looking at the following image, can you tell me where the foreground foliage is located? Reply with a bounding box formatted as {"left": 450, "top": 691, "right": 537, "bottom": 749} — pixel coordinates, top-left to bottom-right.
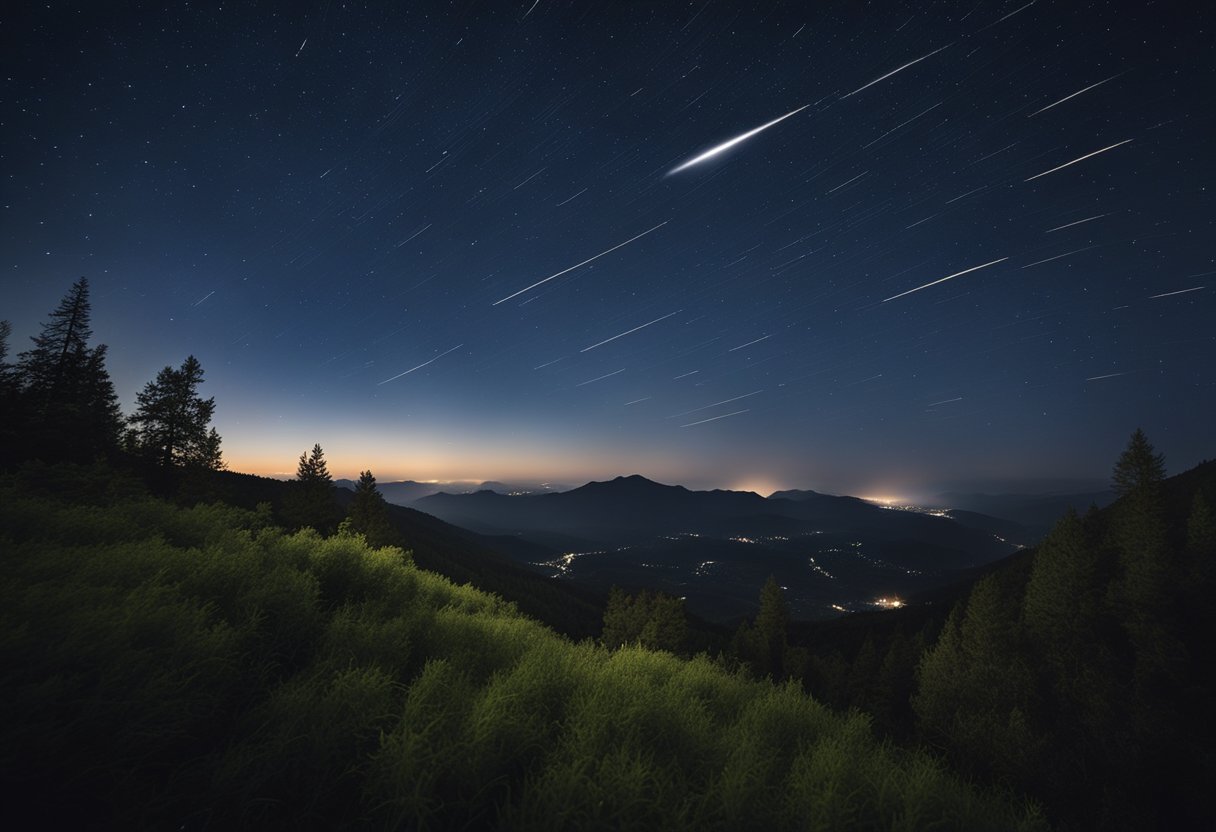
{"left": 0, "top": 477, "right": 1044, "bottom": 830}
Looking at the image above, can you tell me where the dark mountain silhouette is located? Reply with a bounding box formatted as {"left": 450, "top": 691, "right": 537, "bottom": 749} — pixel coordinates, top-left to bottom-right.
{"left": 334, "top": 478, "right": 443, "bottom": 504}
{"left": 932, "top": 489, "right": 1114, "bottom": 533}
{"left": 419, "top": 475, "right": 1011, "bottom": 559}
{"left": 334, "top": 477, "right": 569, "bottom": 506}
{"left": 939, "top": 509, "right": 1036, "bottom": 547}
{"left": 412, "top": 474, "right": 1019, "bottom": 620}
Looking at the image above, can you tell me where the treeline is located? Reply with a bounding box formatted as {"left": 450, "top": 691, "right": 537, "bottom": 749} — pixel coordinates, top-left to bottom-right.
{"left": 761, "top": 433, "right": 1211, "bottom": 831}
{"left": 598, "top": 433, "right": 1214, "bottom": 829}
{"left": 0, "top": 278, "right": 222, "bottom": 471}
{"left": 0, "top": 471, "right": 1046, "bottom": 830}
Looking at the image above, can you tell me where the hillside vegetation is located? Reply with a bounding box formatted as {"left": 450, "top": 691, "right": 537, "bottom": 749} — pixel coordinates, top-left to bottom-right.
{"left": 0, "top": 472, "right": 1044, "bottom": 830}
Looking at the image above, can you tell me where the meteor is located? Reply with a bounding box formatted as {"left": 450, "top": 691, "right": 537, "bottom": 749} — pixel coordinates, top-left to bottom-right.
{"left": 492, "top": 222, "right": 668, "bottom": 305}
{"left": 575, "top": 368, "right": 625, "bottom": 387}
{"left": 1028, "top": 74, "right": 1121, "bottom": 117}
{"left": 841, "top": 44, "right": 951, "bottom": 99}
{"left": 377, "top": 344, "right": 463, "bottom": 385}
{"left": 1148, "top": 286, "right": 1205, "bottom": 299}
{"left": 1020, "top": 246, "right": 1098, "bottom": 269}
{"left": 1024, "top": 140, "right": 1132, "bottom": 182}
{"left": 667, "top": 105, "right": 808, "bottom": 175}
{"left": 680, "top": 409, "right": 750, "bottom": 428}
{"left": 1045, "top": 213, "right": 1109, "bottom": 233}
{"left": 580, "top": 311, "right": 680, "bottom": 352}
{"left": 881, "top": 257, "right": 1008, "bottom": 303}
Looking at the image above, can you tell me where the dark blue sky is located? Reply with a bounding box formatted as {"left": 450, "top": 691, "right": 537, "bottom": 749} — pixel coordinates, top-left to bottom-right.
{"left": 3, "top": 1, "right": 1212, "bottom": 496}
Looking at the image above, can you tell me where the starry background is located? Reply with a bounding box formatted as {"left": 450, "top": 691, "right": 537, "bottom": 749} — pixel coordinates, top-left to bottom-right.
{"left": 2, "top": 1, "right": 1212, "bottom": 496}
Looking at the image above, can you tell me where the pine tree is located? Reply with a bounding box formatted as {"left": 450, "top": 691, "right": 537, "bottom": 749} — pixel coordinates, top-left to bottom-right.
{"left": 11, "top": 279, "right": 124, "bottom": 462}
{"left": 346, "top": 470, "right": 394, "bottom": 547}
{"left": 1109, "top": 430, "right": 1176, "bottom": 684}
{"left": 601, "top": 588, "right": 688, "bottom": 653}
{"left": 1112, "top": 428, "right": 1166, "bottom": 499}
{"left": 755, "top": 575, "right": 789, "bottom": 675}
{"left": 17, "top": 277, "right": 94, "bottom": 405}
{"left": 913, "top": 576, "right": 1042, "bottom": 782}
{"left": 283, "top": 443, "right": 341, "bottom": 533}
{"left": 129, "top": 355, "right": 221, "bottom": 468}
{"left": 1024, "top": 510, "right": 1100, "bottom": 658}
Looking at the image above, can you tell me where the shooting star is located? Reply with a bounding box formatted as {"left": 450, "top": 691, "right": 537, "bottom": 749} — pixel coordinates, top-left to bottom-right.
{"left": 533, "top": 357, "right": 564, "bottom": 370}
{"left": 841, "top": 44, "right": 951, "bottom": 98}
{"left": 580, "top": 310, "right": 680, "bottom": 352}
{"left": 827, "top": 171, "right": 868, "bottom": 194}
{"left": 1028, "top": 73, "right": 1121, "bottom": 117}
{"left": 1021, "top": 246, "right": 1098, "bottom": 269}
{"left": 673, "top": 370, "right": 699, "bottom": 380}
{"left": 681, "top": 409, "right": 750, "bottom": 428}
{"left": 623, "top": 397, "right": 651, "bottom": 406}
{"left": 395, "top": 223, "right": 432, "bottom": 248}
{"left": 670, "top": 390, "right": 764, "bottom": 418}
{"left": 728, "top": 334, "right": 772, "bottom": 352}
{"left": 862, "top": 102, "right": 941, "bottom": 149}
{"left": 667, "top": 105, "right": 808, "bottom": 175}
{"left": 882, "top": 257, "right": 1008, "bottom": 303}
{"left": 191, "top": 290, "right": 215, "bottom": 307}
{"left": 555, "top": 187, "right": 587, "bottom": 206}
{"left": 1024, "top": 139, "right": 1132, "bottom": 182}
{"left": 1045, "top": 213, "right": 1109, "bottom": 233}
{"left": 295, "top": 38, "right": 308, "bottom": 58}
{"left": 1086, "top": 372, "right": 1127, "bottom": 381}
{"left": 575, "top": 368, "right": 625, "bottom": 387}
{"left": 492, "top": 221, "right": 668, "bottom": 305}
{"left": 513, "top": 167, "right": 546, "bottom": 189}
{"left": 927, "top": 396, "right": 963, "bottom": 407}
{"left": 377, "top": 344, "right": 463, "bottom": 385}
{"left": 1148, "top": 286, "right": 1205, "bottom": 299}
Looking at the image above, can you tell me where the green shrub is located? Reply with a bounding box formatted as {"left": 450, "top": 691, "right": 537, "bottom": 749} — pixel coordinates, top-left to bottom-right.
{"left": 0, "top": 479, "right": 1047, "bottom": 830}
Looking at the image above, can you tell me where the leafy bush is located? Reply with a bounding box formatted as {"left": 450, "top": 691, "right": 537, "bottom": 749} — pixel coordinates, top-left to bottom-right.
{"left": 0, "top": 478, "right": 1046, "bottom": 830}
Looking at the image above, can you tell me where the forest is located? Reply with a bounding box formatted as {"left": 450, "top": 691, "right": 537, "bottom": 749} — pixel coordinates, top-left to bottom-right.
{"left": 1, "top": 280, "right": 1212, "bottom": 829}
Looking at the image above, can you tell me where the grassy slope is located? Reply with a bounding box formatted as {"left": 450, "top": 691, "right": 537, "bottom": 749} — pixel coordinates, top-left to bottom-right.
{"left": 0, "top": 482, "right": 1046, "bottom": 830}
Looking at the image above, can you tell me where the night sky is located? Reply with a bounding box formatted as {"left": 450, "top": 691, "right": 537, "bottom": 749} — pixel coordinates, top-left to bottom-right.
{"left": 3, "top": 1, "right": 1212, "bottom": 497}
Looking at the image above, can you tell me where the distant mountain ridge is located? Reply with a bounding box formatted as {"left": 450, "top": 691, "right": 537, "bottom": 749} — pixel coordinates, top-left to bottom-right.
{"left": 932, "top": 489, "right": 1115, "bottom": 533}
{"left": 334, "top": 478, "right": 569, "bottom": 505}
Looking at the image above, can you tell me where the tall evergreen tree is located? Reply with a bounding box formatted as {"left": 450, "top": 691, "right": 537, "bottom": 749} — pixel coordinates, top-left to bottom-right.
{"left": 283, "top": 443, "right": 341, "bottom": 533}
{"left": 755, "top": 575, "right": 789, "bottom": 672}
{"left": 601, "top": 588, "right": 688, "bottom": 653}
{"left": 731, "top": 577, "right": 792, "bottom": 678}
{"left": 346, "top": 469, "right": 394, "bottom": 547}
{"left": 1112, "top": 428, "right": 1166, "bottom": 499}
{"left": 12, "top": 279, "right": 124, "bottom": 462}
{"left": 17, "top": 277, "right": 93, "bottom": 403}
{"left": 1109, "top": 430, "right": 1176, "bottom": 688}
{"left": 913, "top": 576, "right": 1042, "bottom": 782}
{"left": 128, "top": 355, "right": 221, "bottom": 468}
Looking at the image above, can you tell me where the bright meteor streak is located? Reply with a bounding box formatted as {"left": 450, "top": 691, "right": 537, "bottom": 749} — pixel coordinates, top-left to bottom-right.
{"left": 841, "top": 44, "right": 951, "bottom": 98}
{"left": 1024, "top": 140, "right": 1132, "bottom": 182}
{"left": 1028, "top": 73, "right": 1121, "bottom": 117}
{"left": 492, "top": 222, "right": 668, "bottom": 305}
{"left": 667, "top": 105, "right": 808, "bottom": 175}
{"left": 377, "top": 344, "right": 463, "bottom": 385}
{"left": 680, "top": 409, "right": 750, "bottom": 428}
{"left": 881, "top": 258, "right": 1008, "bottom": 303}
{"left": 580, "top": 311, "right": 680, "bottom": 352}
